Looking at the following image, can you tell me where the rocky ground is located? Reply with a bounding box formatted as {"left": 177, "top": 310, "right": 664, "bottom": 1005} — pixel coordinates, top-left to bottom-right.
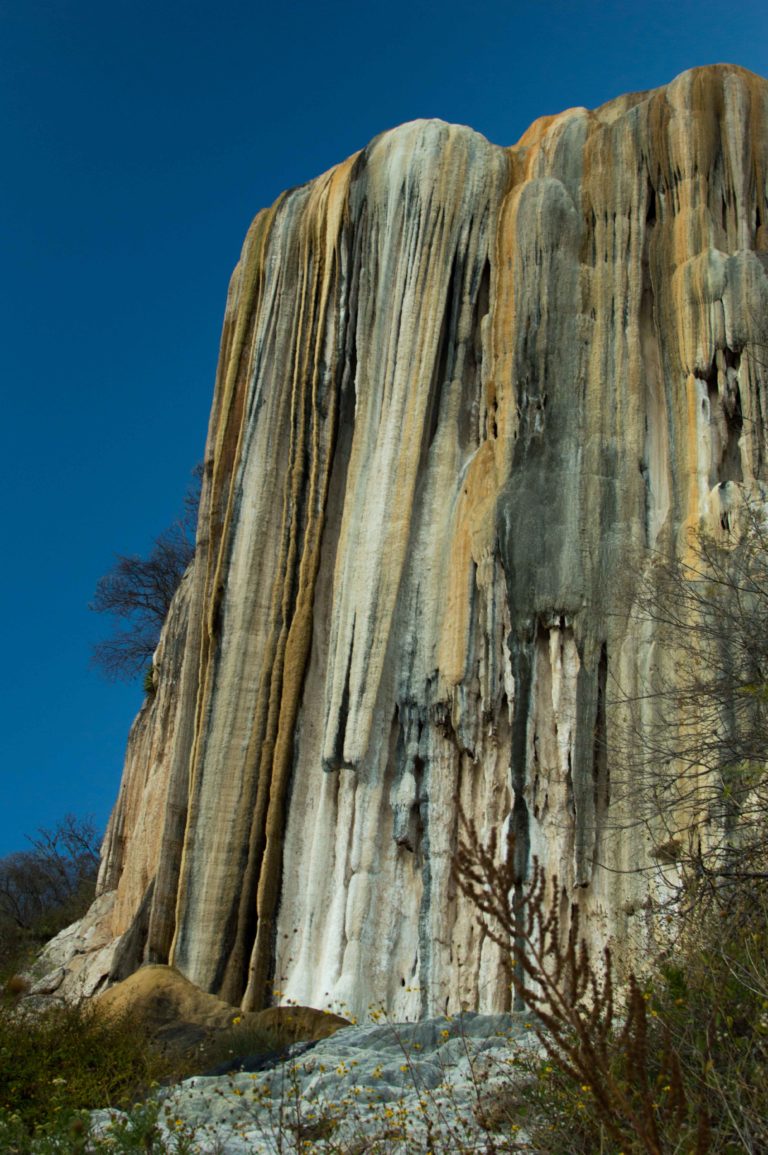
{"left": 92, "top": 1012, "right": 542, "bottom": 1153}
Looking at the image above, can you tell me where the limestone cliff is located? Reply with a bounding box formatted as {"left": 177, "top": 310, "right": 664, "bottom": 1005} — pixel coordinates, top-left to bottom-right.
{"left": 52, "top": 65, "right": 768, "bottom": 1017}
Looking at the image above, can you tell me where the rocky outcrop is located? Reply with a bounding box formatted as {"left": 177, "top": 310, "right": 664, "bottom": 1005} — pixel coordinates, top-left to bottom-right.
{"left": 51, "top": 65, "right": 768, "bottom": 1017}
{"left": 91, "top": 1013, "right": 540, "bottom": 1154}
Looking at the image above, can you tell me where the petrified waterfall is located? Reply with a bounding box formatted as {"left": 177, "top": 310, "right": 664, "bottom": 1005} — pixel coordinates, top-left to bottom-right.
{"left": 61, "top": 65, "right": 768, "bottom": 1019}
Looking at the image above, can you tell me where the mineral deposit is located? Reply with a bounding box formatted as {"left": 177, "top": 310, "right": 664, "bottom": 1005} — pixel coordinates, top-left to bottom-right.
{"left": 44, "top": 65, "right": 768, "bottom": 1019}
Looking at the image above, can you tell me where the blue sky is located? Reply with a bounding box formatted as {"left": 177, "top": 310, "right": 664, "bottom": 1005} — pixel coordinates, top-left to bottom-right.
{"left": 1, "top": 0, "right": 766, "bottom": 856}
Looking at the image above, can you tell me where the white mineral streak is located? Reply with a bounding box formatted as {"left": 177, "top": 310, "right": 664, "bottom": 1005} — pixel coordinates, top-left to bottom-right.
{"left": 58, "top": 66, "right": 768, "bottom": 1016}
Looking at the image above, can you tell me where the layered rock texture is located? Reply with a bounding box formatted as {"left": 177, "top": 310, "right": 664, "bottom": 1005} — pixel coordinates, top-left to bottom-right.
{"left": 55, "top": 65, "right": 768, "bottom": 1017}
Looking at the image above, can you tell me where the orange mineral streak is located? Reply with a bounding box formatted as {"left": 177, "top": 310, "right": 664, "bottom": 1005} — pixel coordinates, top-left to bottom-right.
{"left": 168, "top": 204, "right": 281, "bottom": 973}
{"left": 174, "top": 156, "right": 360, "bottom": 1005}
{"left": 99, "top": 572, "right": 194, "bottom": 938}
{"left": 241, "top": 156, "right": 358, "bottom": 1010}
{"left": 439, "top": 439, "right": 500, "bottom": 684}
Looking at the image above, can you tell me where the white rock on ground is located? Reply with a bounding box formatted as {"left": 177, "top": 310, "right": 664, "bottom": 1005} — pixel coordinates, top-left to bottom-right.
{"left": 91, "top": 1013, "right": 544, "bottom": 1153}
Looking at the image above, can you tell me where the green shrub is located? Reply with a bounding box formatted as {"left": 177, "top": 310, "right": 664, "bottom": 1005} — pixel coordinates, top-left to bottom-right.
{"left": 0, "top": 1098, "right": 199, "bottom": 1154}
{"left": 0, "top": 998, "right": 173, "bottom": 1140}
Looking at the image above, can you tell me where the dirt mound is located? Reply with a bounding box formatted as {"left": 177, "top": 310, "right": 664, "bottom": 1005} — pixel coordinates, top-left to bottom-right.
{"left": 95, "top": 964, "right": 349, "bottom": 1056}
{"left": 250, "top": 1003, "right": 350, "bottom": 1044}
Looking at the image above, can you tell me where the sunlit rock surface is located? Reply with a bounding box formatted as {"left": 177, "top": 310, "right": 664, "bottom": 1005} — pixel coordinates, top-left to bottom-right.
{"left": 64, "top": 65, "right": 768, "bottom": 1016}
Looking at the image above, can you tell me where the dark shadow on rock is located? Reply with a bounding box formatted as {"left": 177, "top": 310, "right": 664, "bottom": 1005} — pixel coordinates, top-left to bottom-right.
{"left": 203, "top": 1038, "right": 320, "bottom": 1076}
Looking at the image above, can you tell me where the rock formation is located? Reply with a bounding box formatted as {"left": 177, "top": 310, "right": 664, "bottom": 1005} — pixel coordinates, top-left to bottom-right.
{"left": 90, "top": 1012, "right": 540, "bottom": 1153}
{"left": 45, "top": 64, "right": 768, "bottom": 1019}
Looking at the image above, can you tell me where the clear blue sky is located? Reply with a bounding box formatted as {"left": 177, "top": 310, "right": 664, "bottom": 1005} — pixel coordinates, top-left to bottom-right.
{"left": 0, "top": 0, "right": 766, "bottom": 856}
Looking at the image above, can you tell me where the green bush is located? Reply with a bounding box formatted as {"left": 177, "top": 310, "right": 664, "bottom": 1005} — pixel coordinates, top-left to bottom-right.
{"left": 513, "top": 904, "right": 768, "bottom": 1155}
{"left": 0, "top": 998, "right": 173, "bottom": 1141}
{"left": 0, "top": 1098, "right": 199, "bottom": 1154}
{"left": 0, "top": 992, "right": 296, "bottom": 1153}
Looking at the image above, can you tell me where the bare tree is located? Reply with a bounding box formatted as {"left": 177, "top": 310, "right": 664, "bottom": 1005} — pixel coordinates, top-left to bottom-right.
{"left": 612, "top": 494, "right": 768, "bottom": 895}
{"left": 0, "top": 816, "right": 101, "bottom": 972}
{"left": 27, "top": 813, "right": 101, "bottom": 896}
{"left": 90, "top": 465, "right": 201, "bottom": 682}
{"left": 0, "top": 852, "right": 59, "bottom": 932}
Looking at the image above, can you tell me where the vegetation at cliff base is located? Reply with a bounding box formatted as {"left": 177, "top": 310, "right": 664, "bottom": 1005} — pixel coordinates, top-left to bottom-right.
{"left": 0, "top": 994, "right": 288, "bottom": 1153}
{"left": 0, "top": 999, "right": 173, "bottom": 1148}
{"left": 457, "top": 824, "right": 768, "bottom": 1154}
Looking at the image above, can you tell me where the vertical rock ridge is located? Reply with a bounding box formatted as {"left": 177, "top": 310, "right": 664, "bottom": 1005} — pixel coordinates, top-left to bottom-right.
{"left": 168, "top": 159, "right": 360, "bottom": 1004}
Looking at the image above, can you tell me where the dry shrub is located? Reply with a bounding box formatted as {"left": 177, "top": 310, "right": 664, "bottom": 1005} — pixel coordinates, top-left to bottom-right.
{"left": 3, "top": 975, "right": 30, "bottom": 999}
{"left": 455, "top": 820, "right": 768, "bottom": 1154}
